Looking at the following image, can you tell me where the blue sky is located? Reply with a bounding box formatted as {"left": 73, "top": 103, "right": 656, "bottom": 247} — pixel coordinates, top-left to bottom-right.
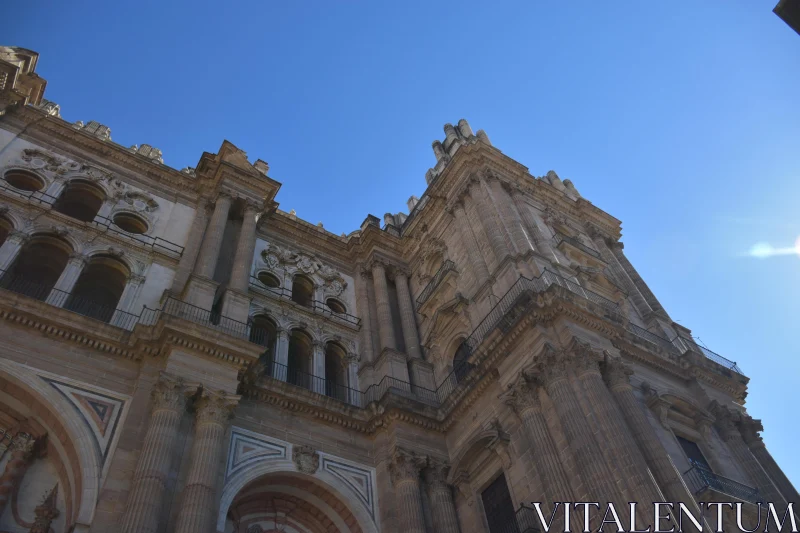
{"left": 7, "top": 1, "right": 800, "bottom": 486}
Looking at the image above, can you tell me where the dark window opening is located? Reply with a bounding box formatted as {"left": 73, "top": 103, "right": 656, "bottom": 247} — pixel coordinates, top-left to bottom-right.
{"left": 4, "top": 170, "right": 45, "bottom": 192}
{"left": 326, "top": 298, "right": 346, "bottom": 314}
{"left": 291, "top": 275, "right": 314, "bottom": 307}
{"left": 324, "top": 342, "right": 348, "bottom": 401}
{"left": 482, "top": 473, "right": 519, "bottom": 533}
{"left": 257, "top": 271, "right": 281, "bottom": 288}
{"left": 0, "top": 236, "right": 71, "bottom": 301}
{"left": 65, "top": 255, "right": 129, "bottom": 323}
{"left": 287, "top": 329, "right": 313, "bottom": 390}
{"left": 53, "top": 180, "right": 105, "bottom": 222}
{"left": 113, "top": 212, "right": 148, "bottom": 234}
{"left": 677, "top": 436, "right": 712, "bottom": 471}
{"left": 249, "top": 315, "right": 277, "bottom": 376}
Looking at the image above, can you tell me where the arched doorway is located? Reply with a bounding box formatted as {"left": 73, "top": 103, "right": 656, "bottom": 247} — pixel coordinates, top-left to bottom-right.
{"left": 223, "top": 473, "right": 366, "bottom": 533}
{"left": 0, "top": 234, "right": 71, "bottom": 301}
{"left": 65, "top": 254, "right": 130, "bottom": 322}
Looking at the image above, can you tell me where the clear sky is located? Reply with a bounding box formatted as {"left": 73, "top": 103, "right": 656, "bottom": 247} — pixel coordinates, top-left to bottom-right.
{"left": 7, "top": 1, "right": 800, "bottom": 487}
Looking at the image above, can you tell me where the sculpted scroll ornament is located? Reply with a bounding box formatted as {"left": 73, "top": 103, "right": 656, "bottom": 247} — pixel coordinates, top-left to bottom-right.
{"left": 20, "top": 149, "right": 81, "bottom": 175}
{"left": 501, "top": 375, "right": 541, "bottom": 415}
{"left": 292, "top": 444, "right": 320, "bottom": 474}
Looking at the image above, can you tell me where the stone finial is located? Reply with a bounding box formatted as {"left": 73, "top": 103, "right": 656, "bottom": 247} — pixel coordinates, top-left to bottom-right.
{"left": 34, "top": 99, "right": 60, "bottom": 117}
{"left": 457, "top": 119, "right": 473, "bottom": 138}
{"left": 383, "top": 213, "right": 395, "bottom": 227}
{"left": 407, "top": 195, "right": 420, "bottom": 211}
{"left": 563, "top": 179, "right": 581, "bottom": 198}
{"left": 425, "top": 168, "right": 436, "bottom": 184}
{"left": 130, "top": 144, "right": 164, "bottom": 164}
{"left": 432, "top": 140, "right": 445, "bottom": 161}
{"left": 73, "top": 120, "right": 111, "bottom": 141}
{"left": 253, "top": 159, "right": 269, "bottom": 175}
{"left": 181, "top": 167, "right": 196, "bottom": 176}
{"left": 476, "top": 129, "right": 491, "bottom": 145}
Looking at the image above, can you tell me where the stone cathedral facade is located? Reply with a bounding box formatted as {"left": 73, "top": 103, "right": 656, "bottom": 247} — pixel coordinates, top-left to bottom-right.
{"left": 0, "top": 46, "right": 795, "bottom": 533}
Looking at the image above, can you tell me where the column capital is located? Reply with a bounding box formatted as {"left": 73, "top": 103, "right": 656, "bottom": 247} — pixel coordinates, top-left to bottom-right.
{"left": 151, "top": 373, "right": 188, "bottom": 413}
{"left": 501, "top": 374, "right": 541, "bottom": 416}
{"left": 242, "top": 198, "right": 262, "bottom": 214}
{"left": 530, "top": 343, "right": 570, "bottom": 386}
{"left": 423, "top": 458, "right": 451, "bottom": 492}
{"left": 67, "top": 252, "right": 89, "bottom": 266}
{"left": 570, "top": 339, "right": 602, "bottom": 377}
{"left": 9, "top": 432, "right": 36, "bottom": 460}
{"left": 601, "top": 354, "right": 633, "bottom": 392}
{"left": 194, "top": 389, "right": 239, "bottom": 427}
{"left": 6, "top": 230, "right": 29, "bottom": 246}
{"left": 216, "top": 190, "right": 234, "bottom": 202}
{"left": 128, "top": 273, "right": 146, "bottom": 285}
{"left": 389, "top": 448, "right": 426, "bottom": 485}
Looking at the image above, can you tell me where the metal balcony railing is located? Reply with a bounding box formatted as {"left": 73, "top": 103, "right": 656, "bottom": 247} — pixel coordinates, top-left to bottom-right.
{"left": 553, "top": 233, "right": 602, "bottom": 260}
{"left": 256, "top": 361, "right": 363, "bottom": 407}
{"left": 684, "top": 463, "right": 761, "bottom": 504}
{"left": 0, "top": 271, "right": 140, "bottom": 330}
{"left": 249, "top": 276, "right": 362, "bottom": 327}
{"left": 416, "top": 260, "right": 457, "bottom": 308}
{"left": 677, "top": 336, "right": 743, "bottom": 375}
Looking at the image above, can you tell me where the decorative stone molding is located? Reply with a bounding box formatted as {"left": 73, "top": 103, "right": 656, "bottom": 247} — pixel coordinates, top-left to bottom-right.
{"left": 530, "top": 343, "right": 570, "bottom": 386}
{"left": 129, "top": 144, "right": 164, "bottom": 164}
{"left": 72, "top": 120, "right": 111, "bottom": 141}
{"left": 20, "top": 148, "right": 80, "bottom": 174}
{"left": 34, "top": 98, "right": 61, "bottom": 117}
{"left": 292, "top": 444, "right": 320, "bottom": 474}
{"left": 708, "top": 401, "right": 739, "bottom": 442}
{"left": 736, "top": 415, "right": 765, "bottom": 448}
{"left": 483, "top": 419, "right": 512, "bottom": 469}
{"left": 120, "top": 190, "right": 159, "bottom": 213}
{"left": 389, "top": 448, "right": 426, "bottom": 485}
{"left": 571, "top": 339, "right": 602, "bottom": 376}
{"left": 423, "top": 458, "right": 450, "bottom": 492}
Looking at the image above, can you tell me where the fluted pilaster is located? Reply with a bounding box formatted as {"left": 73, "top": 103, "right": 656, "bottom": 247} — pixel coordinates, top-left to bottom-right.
{"left": 389, "top": 449, "right": 427, "bottom": 533}
{"left": 601, "top": 357, "right": 699, "bottom": 511}
{"left": 424, "top": 459, "right": 461, "bottom": 533}
{"left": 371, "top": 260, "right": 396, "bottom": 351}
{"left": 394, "top": 269, "right": 421, "bottom": 359}
{"left": 572, "top": 344, "right": 662, "bottom": 523}
{"left": 174, "top": 390, "right": 238, "bottom": 533}
{"left": 470, "top": 178, "right": 508, "bottom": 266}
{"left": 532, "top": 344, "right": 626, "bottom": 511}
{"left": 120, "top": 373, "right": 187, "bottom": 533}
{"left": 502, "top": 375, "right": 576, "bottom": 526}
{"left": 0, "top": 231, "right": 27, "bottom": 272}
{"left": 609, "top": 242, "right": 667, "bottom": 318}
{"left": 591, "top": 234, "right": 652, "bottom": 318}
{"left": 509, "top": 187, "right": 555, "bottom": 260}
{"left": 171, "top": 199, "right": 211, "bottom": 292}
{"left": 229, "top": 201, "right": 260, "bottom": 292}
{"left": 356, "top": 267, "right": 375, "bottom": 363}
{"left": 195, "top": 192, "right": 232, "bottom": 279}
{"left": 449, "top": 201, "right": 490, "bottom": 287}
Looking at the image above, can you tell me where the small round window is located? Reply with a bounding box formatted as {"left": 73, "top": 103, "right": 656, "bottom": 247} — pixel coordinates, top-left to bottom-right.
{"left": 4, "top": 170, "right": 45, "bottom": 192}
{"left": 326, "top": 298, "right": 346, "bottom": 314}
{"left": 113, "top": 213, "right": 148, "bottom": 234}
{"left": 257, "top": 272, "right": 281, "bottom": 288}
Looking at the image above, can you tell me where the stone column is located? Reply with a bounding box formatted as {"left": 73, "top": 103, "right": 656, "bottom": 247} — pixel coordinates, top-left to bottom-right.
{"left": 388, "top": 449, "right": 427, "bottom": 533}
{"left": 394, "top": 269, "right": 421, "bottom": 359}
{"left": 424, "top": 459, "right": 461, "bottom": 533}
{"left": 46, "top": 253, "right": 87, "bottom": 306}
{"left": 273, "top": 329, "right": 290, "bottom": 381}
{"left": 312, "top": 341, "right": 326, "bottom": 394}
{"left": 0, "top": 231, "right": 27, "bottom": 272}
{"left": 591, "top": 233, "right": 652, "bottom": 318}
{"left": 502, "top": 375, "right": 576, "bottom": 521}
{"left": 601, "top": 357, "right": 700, "bottom": 510}
{"left": 609, "top": 242, "right": 668, "bottom": 318}
{"left": 120, "top": 374, "right": 187, "bottom": 533}
{"left": 531, "top": 344, "right": 626, "bottom": 510}
{"left": 174, "top": 389, "right": 238, "bottom": 533}
{"left": 194, "top": 192, "right": 232, "bottom": 279}
{"left": 370, "top": 260, "right": 396, "bottom": 352}
{"left": 509, "top": 187, "right": 556, "bottom": 261}
{"left": 738, "top": 416, "right": 800, "bottom": 504}
{"left": 449, "top": 201, "right": 490, "bottom": 287}
{"left": 171, "top": 199, "right": 211, "bottom": 293}
{"left": 355, "top": 267, "right": 375, "bottom": 363}
{"left": 470, "top": 178, "right": 508, "bottom": 266}
{"left": 228, "top": 201, "right": 260, "bottom": 292}
{"left": 572, "top": 344, "right": 662, "bottom": 523}
{"left": 711, "top": 404, "right": 786, "bottom": 506}
{"left": 0, "top": 432, "right": 35, "bottom": 516}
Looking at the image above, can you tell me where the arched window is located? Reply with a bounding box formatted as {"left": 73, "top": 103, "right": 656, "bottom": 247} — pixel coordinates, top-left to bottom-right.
{"left": 249, "top": 315, "right": 277, "bottom": 376}
{"left": 257, "top": 271, "right": 281, "bottom": 289}
{"left": 324, "top": 342, "right": 348, "bottom": 402}
{"left": 0, "top": 217, "right": 11, "bottom": 248}
{"left": 53, "top": 180, "right": 106, "bottom": 222}
{"left": 65, "top": 255, "right": 130, "bottom": 322}
{"left": 325, "top": 297, "right": 346, "bottom": 314}
{"left": 3, "top": 170, "right": 45, "bottom": 192}
{"left": 287, "top": 329, "right": 313, "bottom": 390}
{"left": 451, "top": 338, "right": 472, "bottom": 382}
{"left": 291, "top": 275, "right": 314, "bottom": 307}
{"left": 0, "top": 235, "right": 71, "bottom": 301}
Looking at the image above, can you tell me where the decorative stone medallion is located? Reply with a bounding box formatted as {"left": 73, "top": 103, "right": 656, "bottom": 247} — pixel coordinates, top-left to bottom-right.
{"left": 292, "top": 444, "right": 320, "bottom": 474}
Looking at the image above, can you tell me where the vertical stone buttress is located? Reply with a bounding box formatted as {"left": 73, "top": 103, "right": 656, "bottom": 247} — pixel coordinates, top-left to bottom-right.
{"left": 509, "top": 186, "right": 555, "bottom": 261}
{"left": 195, "top": 192, "right": 232, "bottom": 279}
{"left": 394, "top": 268, "right": 421, "bottom": 359}
{"left": 712, "top": 405, "right": 786, "bottom": 507}
{"left": 572, "top": 344, "right": 663, "bottom": 524}
{"left": 389, "top": 449, "right": 427, "bottom": 533}
{"left": 356, "top": 267, "right": 375, "bottom": 363}
{"left": 532, "top": 344, "right": 627, "bottom": 513}
{"left": 449, "top": 201, "right": 490, "bottom": 288}
{"left": 171, "top": 199, "right": 210, "bottom": 293}
{"left": 470, "top": 178, "right": 507, "bottom": 267}
{"left": 591, "top": 233, "right": 652, "bottom": 318}
{"left": 120, "top": 374, "right": 187, "bottom": 533}
{"left": 370, "top": 260, "right": 396, "bottom": 352}
{"left": 503, "top": 376, "right": 577, "bottom": 525}
{"left": 228, "top": 201, "right": 259, "bottom": 292}
{"left": 608, "top": 242, "right": 668, "bottom": 318}
{"left": 601, "top": 357, "right": 700, "bottom": 511}
{"left": 424, "top": 459, "right": 461, "bottom": 533}
{"left": 0, "top": 433, "right": 35, "bottom": 516}
{"left": 174, "top": 390, "right": 238, "bottom": 533}
{"left": 738, "top": 416, "right": 800, "bottom": 504}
